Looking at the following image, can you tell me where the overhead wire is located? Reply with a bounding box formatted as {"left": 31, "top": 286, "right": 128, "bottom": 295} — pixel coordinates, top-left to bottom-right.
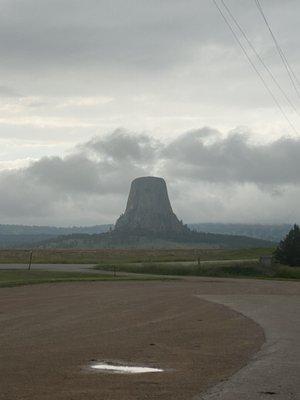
{"left": 220, "top": 0, "right": 299, "bottom": 117}
{"left": 211, "top": 0, "right": 298, "bottom": 134}
{"left": 254, "top": 0, "right": 300, "bottom": 99}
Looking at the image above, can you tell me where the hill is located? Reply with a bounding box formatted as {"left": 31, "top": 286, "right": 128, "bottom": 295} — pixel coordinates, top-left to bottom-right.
{"left": 35, "top": 229, "right": 274, "bottom": 249}
{"left": 189, "top": 223, "right": 291, "bottom": 242}
{"left": 0, "top": 224, "right": 112, "bottom": 248}
{"left": 0, "top": 222, "right": 287, "bottom": 249}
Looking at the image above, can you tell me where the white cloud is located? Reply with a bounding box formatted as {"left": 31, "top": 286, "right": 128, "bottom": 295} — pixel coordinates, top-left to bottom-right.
{"left": 58, "top": 96, "right": 114, "bottom": 108}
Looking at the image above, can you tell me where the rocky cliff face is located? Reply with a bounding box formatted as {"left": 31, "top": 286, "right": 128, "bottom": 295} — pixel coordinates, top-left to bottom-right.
{"left": 114, "top": 176, "right": 187, "bottom": 234}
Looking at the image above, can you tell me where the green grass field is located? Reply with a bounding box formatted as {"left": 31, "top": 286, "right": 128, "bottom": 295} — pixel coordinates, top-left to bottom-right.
{"left": 2, "top": 247, "right": 297, "bottom": 283}
{"left": 0, "top": 247, "right": 274, "bottom": 264}
{"left": 0, "top": 269, "right": 163, "bottom": 288}
{"left": 95, "top": 260, "right": 300, "bottom": 280}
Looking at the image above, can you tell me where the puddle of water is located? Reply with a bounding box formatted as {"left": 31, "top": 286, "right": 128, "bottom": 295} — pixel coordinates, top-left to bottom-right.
{"left": 90, "top": 362, "right": 163, "bottom": 374}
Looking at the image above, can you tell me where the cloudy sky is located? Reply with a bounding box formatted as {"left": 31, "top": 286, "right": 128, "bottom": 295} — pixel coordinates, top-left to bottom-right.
{"left": 0, "top": 0, "right": 299, "bottom": 226}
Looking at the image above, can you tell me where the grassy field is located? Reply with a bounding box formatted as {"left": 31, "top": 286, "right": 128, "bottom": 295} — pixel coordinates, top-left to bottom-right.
{"left": 0, "top": 269, "right": 162, "bottom": 288}
{"left": 0, "top": 247, "right": 274, "bottom": 264}
{"left": 95, "top": 260, "right": 300, "bottom": 280}
{"left": 4, "top": 247, "right": 295, "bottom": 282}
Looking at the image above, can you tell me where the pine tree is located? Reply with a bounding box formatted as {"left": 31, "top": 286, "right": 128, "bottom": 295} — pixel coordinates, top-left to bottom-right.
{"left": 274, "top": 224, "right": 300, "bottom": 266}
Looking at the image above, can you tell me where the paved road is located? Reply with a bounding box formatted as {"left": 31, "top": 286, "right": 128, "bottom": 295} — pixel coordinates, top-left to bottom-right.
{"left": 196, "top": 294, "right": 300, "bottom": 400}
{"left": 0, "top": 258, "right": 258, "bottom": 272}
{"left": 0, "top": 263, "right": 97, "bottom": 272}
{"left": 0, "top": 263, "right": 143, "bottom": 277}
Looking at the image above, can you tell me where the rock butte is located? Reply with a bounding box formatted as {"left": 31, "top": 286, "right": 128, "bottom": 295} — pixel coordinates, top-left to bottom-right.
{"left": 115, "top": 176, "right": 187, "bottom": 234}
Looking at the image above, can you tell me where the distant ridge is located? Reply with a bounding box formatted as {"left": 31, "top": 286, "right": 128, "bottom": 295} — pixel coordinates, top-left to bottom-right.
{"left": 0, "top": 224, "right": 112, "bottom": 248}
{"left": 189, "top": 223, "right": 292, "bottom": 242}
{"left": 34, "top": 229, "right": 274, "bottom": 249}
{"left": 0, "top": 224, "right": 112, "bottom": 235}
{"left": 0, "top": 222, "right": 287, "bottom": 249}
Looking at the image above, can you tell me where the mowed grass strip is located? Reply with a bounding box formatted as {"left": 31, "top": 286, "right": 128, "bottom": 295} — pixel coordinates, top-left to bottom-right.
{"left": 0, "top": 269, "right": 162, "bottom": 288}
{"left": 95, "top": 261, "right": 300, "bottom": 280}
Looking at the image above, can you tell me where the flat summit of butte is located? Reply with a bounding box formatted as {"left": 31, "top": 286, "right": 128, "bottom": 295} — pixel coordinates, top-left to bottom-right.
{"left": 115, "top": 176, "right": 187, "bottom": 234}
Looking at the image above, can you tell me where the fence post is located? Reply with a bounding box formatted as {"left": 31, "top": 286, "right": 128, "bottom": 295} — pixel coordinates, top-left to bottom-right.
{"left": 28, "top": 250, "right": 33, "bottom": 271}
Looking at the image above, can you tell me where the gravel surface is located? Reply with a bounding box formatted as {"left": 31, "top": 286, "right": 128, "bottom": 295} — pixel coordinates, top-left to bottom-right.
{"left": 0, "top": 278, "right": 299, "bottom": 399}
{"left": 0, "top": 280, "right": 263, "bottom": 400}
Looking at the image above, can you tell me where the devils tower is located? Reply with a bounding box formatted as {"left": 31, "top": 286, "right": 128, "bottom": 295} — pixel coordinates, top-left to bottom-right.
{"left": 115, "top": 176, "right": 187, "bottom": 234}
{"left": 35, "top": 176, "right": 274, "bottom": 248}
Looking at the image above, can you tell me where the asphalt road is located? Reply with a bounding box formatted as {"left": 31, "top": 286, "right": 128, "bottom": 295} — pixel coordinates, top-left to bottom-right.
{"left": 196, "top": 293, "right": 300, "bottom": 400}
{"left": 0, "top": 258, "right": 258, "bottom": 273}
{"left": 0, "top": 263, "right": 97, "bottom": 272}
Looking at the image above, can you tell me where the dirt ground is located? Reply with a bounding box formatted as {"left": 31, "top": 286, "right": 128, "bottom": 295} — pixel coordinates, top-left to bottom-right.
{"left": 1, "top": 278, "right": 294, "bottom": 400}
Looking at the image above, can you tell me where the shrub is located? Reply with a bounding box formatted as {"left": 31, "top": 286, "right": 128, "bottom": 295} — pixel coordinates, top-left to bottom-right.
{"left": 274, "top": 224, "right": 300, "bottom": 267}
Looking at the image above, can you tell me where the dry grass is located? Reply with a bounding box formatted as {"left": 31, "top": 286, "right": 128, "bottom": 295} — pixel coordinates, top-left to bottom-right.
{"left": 0, "top": 247, "right": 274, "bottom": 264}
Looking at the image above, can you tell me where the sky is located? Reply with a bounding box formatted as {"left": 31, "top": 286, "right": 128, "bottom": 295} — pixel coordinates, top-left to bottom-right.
{"left": 0, "top": 0, "right": 299, "bottom": 226}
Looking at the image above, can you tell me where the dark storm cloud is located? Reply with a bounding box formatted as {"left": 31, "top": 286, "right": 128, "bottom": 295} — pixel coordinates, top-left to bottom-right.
{"left": 162, "top": 129, "right": 300, "bottom": 185}
{"left": 0, "top": 168, "right": 54, "bottom": 217}
{"left": 0, "top": 130, "right": 158, "bottom": 218}
{"left": 27, "top": 154, "right": 102, "bottom": 193}
{"left": 26, "top": 130, "right": 158, "bottom": 196}
{"left": 85, "top": 129, "right": 159, "bottom": 163}
{"left": 0, "top": 128, "right": 299, "bottom": 221}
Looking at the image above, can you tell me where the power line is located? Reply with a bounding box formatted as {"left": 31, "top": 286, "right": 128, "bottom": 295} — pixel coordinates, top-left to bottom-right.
{"left": 254, "top": 0, "right": 300, "bottom": 89}
{"left": 254, "top": 0, "right": 300, "bottom": 98}
{"left": 211, "top": 0, "right": 298, "bottom": 134}
{"left": 220, "top": 0, "right": 299, "bottom": 117}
